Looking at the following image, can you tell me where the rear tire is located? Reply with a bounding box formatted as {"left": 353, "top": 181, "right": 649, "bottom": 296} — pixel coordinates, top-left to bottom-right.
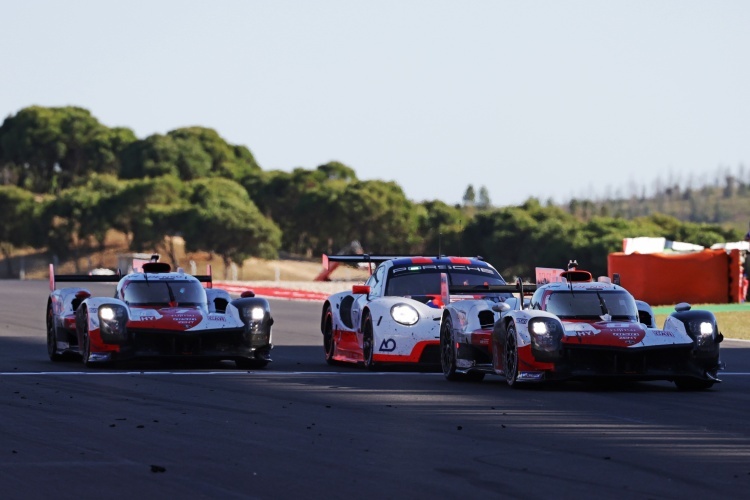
{"left": 362, "top": 315, "right": 377, "bottom": 371}
{"left": 505, "top": 323, "right": 520, "bottom": 387}
{"left": 46, "top": 303, "right": 64, "bottom": 362}
{"left": 441, "top": 317, "right": 462, "bottom": 381}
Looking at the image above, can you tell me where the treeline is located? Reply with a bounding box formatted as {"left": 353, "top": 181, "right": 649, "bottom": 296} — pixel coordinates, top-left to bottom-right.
{"left": 564, "top": 165, "right": 750, "bottom": 231}
{"left": 0, "top": 106, "right": 742, "bottom": 279}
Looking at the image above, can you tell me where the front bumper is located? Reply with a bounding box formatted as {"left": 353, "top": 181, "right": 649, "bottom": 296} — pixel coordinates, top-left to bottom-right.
{"left": 93, "top": 326, "right": 273, "bottom": 363}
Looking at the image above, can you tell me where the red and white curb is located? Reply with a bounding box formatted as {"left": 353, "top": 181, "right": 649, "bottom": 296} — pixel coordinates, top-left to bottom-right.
{"left": 213, "top": 282, "right": 329, "bottom": 302}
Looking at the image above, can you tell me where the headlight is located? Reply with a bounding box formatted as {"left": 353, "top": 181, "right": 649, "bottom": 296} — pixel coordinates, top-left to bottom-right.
{"left": 391, "top": 304, "right": 419, "bottom": 325}
{"left": 98, "top": 305, "right": 128, "bottom": 343}
{"left": 528, "top": 319, "right": 561, "bottom": 351}
{"left": 531, "top": 322, "right": 548, "bottom": 335}
{"left": 688, "top": 320, "right": 716, "bottom": 348}
{"left": 251, "top": 307, "right": 265, "bottom": 321}
{"left": 99, "top": 307, "right": 116, "bottom": 321}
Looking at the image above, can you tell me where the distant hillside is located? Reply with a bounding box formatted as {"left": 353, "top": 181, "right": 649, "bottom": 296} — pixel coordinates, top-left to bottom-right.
{"left": 560, "top": 166, "right": 750, "bottom": 234}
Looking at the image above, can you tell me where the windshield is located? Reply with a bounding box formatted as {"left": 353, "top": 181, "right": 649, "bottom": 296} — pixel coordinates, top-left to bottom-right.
{"left": 123, "top": 281, "right": 207, "bottom": 307}
{"left": 544, "top": 290, "right": 638, "bottom": 321}
{"left": 386, "top": 266, "right": 506, "bottom": 297}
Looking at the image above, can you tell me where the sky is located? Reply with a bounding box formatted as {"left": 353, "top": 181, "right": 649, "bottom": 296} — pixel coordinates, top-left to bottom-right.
{"left": 2, "top": 1, "right": 749, "bottom": 206}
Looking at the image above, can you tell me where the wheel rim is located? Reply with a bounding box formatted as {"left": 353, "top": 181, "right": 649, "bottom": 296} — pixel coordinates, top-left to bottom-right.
{"left": 441, "top": 320, "right": 455, "bottom": 377}
{"left": 363, "top": 319, "right": 373, "bottom": 366}
{"left": 505, "top": 325, "right": 518, "bottom": 385}
{"left": 323, "top": 312, "right": 334, "bottom": 360}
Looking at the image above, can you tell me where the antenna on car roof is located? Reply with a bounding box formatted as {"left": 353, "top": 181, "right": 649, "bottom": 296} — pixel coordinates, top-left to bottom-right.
{"left": 567, "top": 260, "right": 576, "bottom": 292}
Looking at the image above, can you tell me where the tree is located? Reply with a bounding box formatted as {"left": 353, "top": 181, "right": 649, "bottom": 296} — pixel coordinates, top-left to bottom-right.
{"left": 120, "top": 127, "right": 263, "bottom": 183}
{"left": 0, "top": 106, "right": 135, "bottom": 193}
{"left": 117, "top": 176, "right": 192, "bottom": 264}
{"left": 0, "top": 186, "right": 37, "bottom": 276}
{"left": 336, "top": 180, "right": 421, "bottom": 253}
{"left": 416, "top": 200, "right": 464, "bottom": 255}
{"left": 462, "top": 185, "right": 476, "bottom": 208}
{"left": 181, "top": 178, "right": 282, "bottom": 274}
{"left": 477, "top": 186, "right": 491, "bottom": 210}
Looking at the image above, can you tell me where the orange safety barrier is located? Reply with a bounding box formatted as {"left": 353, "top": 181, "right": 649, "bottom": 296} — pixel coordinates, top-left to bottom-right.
{"left": 608, "top": 249, "right": 742, "bottom": 305}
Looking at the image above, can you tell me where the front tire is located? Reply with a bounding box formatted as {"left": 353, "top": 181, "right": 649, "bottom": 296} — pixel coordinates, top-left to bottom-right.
{"left": 362, "top": 315, "right": 377, "bottom": 371}
{"left": 322, "top": 307, "right": 337, "bottom": 365}
{"left": 80, "top": 310, "right": 105, "bottom": 368}
{"left": 504, "top": 322, "right": 520, "bottom": 387}
{"left": 46, "top": 303, "right": 64, "bottom": 362}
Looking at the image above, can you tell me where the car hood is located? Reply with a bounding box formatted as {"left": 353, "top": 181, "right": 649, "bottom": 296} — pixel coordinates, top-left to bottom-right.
{"left": 126, "top": 306, "right": 243, "bottom": 332}
{"left": 560, "top": 320, "right": 692, "bottom": 348}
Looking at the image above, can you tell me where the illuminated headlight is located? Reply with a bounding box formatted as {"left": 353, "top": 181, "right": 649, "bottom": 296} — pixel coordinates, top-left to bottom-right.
{"left": 251, "top": 307, "right": 265, "bottom": 321}
{"left": 391, "top": 304, "right": 419, "bottom": 325}
{"left": 528, "top": 319, "right": 561, "bottom": 351}
{"left": 688, "top": 320, "right": 716, "bottom": 348}
{"left": 98, "top": 305, "right": 128, "bottom": 342}
{"left": 531, "top": 322, "right": 549, "bottom": 335}
{"left": 99, "top": 307, "right": 116, "bottom": 321}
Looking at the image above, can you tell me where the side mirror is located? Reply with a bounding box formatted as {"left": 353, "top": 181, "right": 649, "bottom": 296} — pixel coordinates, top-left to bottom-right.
{"left": 675, "top": 302, "right": 692, "bottom": 312}
{"left": 492, "top": 302, "right": 511, "bottom": 313}
{"left": 352, "top": 285, "right": 371, "bottom": 295}
{"left": 241, "top": 290, "right": 255, "bottom": 298}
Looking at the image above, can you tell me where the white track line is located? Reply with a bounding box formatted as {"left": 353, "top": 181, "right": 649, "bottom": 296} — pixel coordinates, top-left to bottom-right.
{"left": 0, "top": 371, "right": 442, "bottom": 376}
{"left": 2, "top": 371, "right": 750, "bottom": 377}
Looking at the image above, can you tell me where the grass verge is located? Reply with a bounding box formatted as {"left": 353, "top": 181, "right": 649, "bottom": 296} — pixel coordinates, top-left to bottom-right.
{"left": 654, "top": 303, "right": 750, "bottom": 340}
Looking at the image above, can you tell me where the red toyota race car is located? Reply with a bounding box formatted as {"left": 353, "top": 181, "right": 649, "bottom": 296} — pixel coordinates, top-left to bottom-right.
{"left": 46, "top": 257, "right": 273, "bottom": 368}
{"left": 440, "top": 263, "right": 724, "bottom": 390}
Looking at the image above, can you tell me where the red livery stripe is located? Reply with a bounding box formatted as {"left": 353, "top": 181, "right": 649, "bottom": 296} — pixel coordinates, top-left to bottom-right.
{"left": 372, "top": 340, "right": 439, "bottom": 363}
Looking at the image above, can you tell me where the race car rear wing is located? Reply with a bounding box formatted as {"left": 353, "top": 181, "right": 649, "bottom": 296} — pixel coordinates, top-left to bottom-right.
{"left": 323, "top": 254, "right": 414, "bottom": 267}
{"left": 321, "top": 254, "right": 416, "bottom": 277}
{"left": 49, "top": 264, "right": 213, "bottom": 291}
{"left": 448, "top": 279, "right": 538, "bottom": 296}
{"left": 445, "top": 277, "right": 537, "bottom": 310}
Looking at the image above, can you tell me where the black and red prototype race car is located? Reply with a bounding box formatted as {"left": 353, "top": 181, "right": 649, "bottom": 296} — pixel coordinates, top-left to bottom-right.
{"left": 46, "top": 258, "right": 273, "bottom": 368}
{"left": 440, "top": 264, "right": 724, "bottom": 390}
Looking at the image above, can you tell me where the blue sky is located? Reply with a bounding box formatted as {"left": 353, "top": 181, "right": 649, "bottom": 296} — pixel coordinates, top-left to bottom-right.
{"left": 2, "top": 1, "right": 749, "bottom": 206}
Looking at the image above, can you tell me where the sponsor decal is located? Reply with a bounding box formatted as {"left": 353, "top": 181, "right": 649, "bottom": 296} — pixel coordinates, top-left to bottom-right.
{"left": 652, "top": 330, "right": 675, "bottom": 337}
{"left": 515, "top": 318, "right": 528, "bottom": 325}
{"left": 379, "top": 338, "right": 397, "bottom": 352}
{"left": 207, "top": 314, "right": 227, "bottom": 322}
{"left": 565, "top": 323, "right": 601, "bottom": 335}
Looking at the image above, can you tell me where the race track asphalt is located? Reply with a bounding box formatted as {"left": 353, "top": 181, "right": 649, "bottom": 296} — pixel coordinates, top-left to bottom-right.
{"left": 1, "top": 280, "right": 750, "bottom": 499}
